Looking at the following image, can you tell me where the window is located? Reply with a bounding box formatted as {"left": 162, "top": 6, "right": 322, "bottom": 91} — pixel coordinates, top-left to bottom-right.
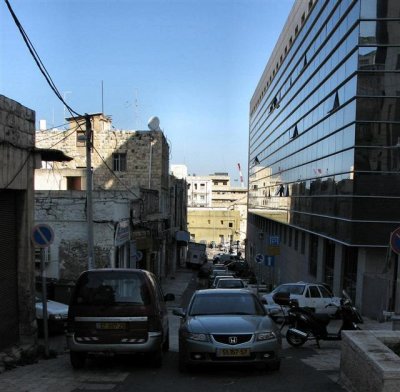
{"left": 76, "top": 131, "right": 86, "bottom": 147}
{"left": 308, "top": 286, "right": 321, "bottom": 298}
{"left": 229, "top": 222, "right": 233, "bottom": 228}
{"left": 113, "top": 153, "right": 127, "bottom": 172}
{"left": 67, "top": 176, "right": 82, "bottom": 190}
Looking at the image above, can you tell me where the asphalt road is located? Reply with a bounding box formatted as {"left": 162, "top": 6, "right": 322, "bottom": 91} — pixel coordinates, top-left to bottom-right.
{"left": 70, "top": 269, "right": 346, "bottom": 392}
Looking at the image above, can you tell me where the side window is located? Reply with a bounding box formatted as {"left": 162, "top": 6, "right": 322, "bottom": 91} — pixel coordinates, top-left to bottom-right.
{"left": 305, "top": 288, "right": 311, "bottom": 298}
{"left": 319, "top": 285, "right": 333, "bottom": 298}
{"left": 309, "top": 286, "right": 321, "bottom": 298}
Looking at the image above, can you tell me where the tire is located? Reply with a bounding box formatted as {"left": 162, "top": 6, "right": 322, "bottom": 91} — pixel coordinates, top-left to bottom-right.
{"left": 162, "top": 333, "right": 170, "bottom": 352}
{"left": 70, "top": 351, "right": 86, "bottom": 369}
{"left": 286, "top": 329, "right": 307, "bottom": 347}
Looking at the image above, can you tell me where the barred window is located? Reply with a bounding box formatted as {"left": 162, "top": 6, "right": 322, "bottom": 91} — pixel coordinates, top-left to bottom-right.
{"left": 113, "top": 153, "right": 127, "bottom": 172}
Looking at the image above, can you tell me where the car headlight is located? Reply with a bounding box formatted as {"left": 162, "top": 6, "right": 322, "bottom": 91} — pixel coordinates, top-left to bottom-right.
{"left": 49, "top": 314, "right": 63, "bottom": 320}
{"left": 256, "top": 331, "right": 276, "bottom": 341}
{"left": 182, "top": 331, "right": 210, "bottom": 342}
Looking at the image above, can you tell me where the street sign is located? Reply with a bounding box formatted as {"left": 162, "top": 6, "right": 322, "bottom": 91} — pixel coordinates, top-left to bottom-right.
{"left": 267, "top": 245, "right": 280, "bottom": 256}
{"left": 264, "top": 255, "right": 275, "bottom": 267}
{"left": 136, "top": 250, "right": 143, "bottom": 261}
{"left": 255, "top": 253, "right": 264, "bottom": 264}
{"left": 31, "top": 224, "right": 54, "bottom": 248}
{"left": 390, "top": 227, "right": 400, "bottom": 255}
{"left": 269, "top": 235, "right": 280, "bottom": 245}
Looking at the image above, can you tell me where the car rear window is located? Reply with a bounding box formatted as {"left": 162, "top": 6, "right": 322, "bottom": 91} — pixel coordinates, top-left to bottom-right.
{"left": 72, "top": 271, "right": 150, "bottom": 306}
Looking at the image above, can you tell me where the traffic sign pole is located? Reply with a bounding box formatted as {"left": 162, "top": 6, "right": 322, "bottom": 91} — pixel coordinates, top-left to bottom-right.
{"left": 41, "top": 249, "right": 49, "bottom": 358}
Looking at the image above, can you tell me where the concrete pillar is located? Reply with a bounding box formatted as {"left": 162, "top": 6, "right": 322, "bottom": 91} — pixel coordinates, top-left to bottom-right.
{"left": 316, "top": 236, "right": 325, "bottom": 282}
{"left": 333, "top": 243, "right": 344, "bottom": 296}
{"left": 356, "top": 248, "right": 367, "bottom": 311}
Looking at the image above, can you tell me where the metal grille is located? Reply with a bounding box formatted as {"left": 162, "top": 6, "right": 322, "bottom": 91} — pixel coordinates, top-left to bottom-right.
{"left": 0, "top": 191, "right": 18, "bottom": 350}
{"left": 212, "top": 334, "right": 252, "bottom": 345}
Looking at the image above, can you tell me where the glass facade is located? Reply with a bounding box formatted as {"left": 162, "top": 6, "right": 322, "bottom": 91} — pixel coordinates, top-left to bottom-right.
{"left": 248, "top": 0, "right": 400, "bottom": 246}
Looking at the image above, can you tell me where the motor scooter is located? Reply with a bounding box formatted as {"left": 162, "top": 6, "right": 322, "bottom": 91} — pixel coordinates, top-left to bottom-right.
{"left": 272, "top": 290, "right": 363, "bottom": 348}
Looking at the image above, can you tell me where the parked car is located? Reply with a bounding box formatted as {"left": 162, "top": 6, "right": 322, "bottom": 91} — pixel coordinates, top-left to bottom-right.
{"left": 173, "top": 289, "right": 281, "bottom": 372}
{"left": 261, "top": 282, "right": 341, "bottom": 317}
{"left": 226, "top": 260, "right": 250, "bottom": 277}
{"left": 210, "top": 273, "right": 235, "bottom": 289}
{"left": 66, "top": 268, "right": 175, "bottom": 369}
{"left": 213, "top": 254, "right": 239, "bottom": 265}
{"left": 35, "top": 296, "right": 68, "bottom": 334}
{"left": 215, "top": 278, "right": 246, "bottom": 289}
{"left": 208, "top": 269, "right": 229, "bottom": 287}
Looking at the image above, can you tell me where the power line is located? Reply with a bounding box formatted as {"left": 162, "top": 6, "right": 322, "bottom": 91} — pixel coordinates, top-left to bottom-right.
{"left": 91, "top": 145, "right": 141, "bottom": 200}
{"left": 4, "top": 0, "right": 81, "bottom": 117}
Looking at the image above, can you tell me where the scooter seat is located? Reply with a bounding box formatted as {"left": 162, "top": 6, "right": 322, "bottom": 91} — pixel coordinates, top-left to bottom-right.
{"left": 310, "top": 313, "right": 331, "bottom": 325}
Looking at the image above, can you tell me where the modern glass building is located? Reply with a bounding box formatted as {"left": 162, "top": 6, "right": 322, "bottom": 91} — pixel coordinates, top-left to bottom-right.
{"left": 247, "top": 0, "right": 400, "bottom": 318}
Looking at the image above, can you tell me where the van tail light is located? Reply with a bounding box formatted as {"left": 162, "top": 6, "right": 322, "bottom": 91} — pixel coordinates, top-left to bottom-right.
{"left": 147, "top": 316, "right": 162, "bottom": 332}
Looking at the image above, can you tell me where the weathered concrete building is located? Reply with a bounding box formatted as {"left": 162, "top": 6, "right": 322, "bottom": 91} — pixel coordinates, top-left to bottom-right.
{"left": 0, "top": 95, "right": 37, "bottom": 350}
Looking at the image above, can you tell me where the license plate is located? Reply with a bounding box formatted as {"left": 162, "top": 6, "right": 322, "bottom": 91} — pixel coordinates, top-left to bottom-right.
{"left": 96, "top": 322, "right": 126, "bottom": 330}
{"left": 216, "top": 348, "right": 251, "bottom": 357}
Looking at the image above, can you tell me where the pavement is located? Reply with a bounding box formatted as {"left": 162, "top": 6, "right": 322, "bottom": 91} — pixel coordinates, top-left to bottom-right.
{"left": 0, "top": 267, "right": 393, "bottom": 392}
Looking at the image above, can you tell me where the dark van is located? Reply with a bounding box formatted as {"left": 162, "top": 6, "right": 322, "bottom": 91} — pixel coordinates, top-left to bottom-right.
{"left": 66, "top": 269, "right": 175, "bottom": 369}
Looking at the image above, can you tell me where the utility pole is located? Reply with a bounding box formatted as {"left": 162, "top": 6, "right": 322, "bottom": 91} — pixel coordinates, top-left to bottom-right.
{"left": 85, "top": 114, "right": 95, "bottom": 269}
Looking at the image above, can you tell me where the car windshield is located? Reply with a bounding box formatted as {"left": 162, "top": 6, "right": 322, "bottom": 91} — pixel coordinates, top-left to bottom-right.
{"left": 72, "top": 271, "right": 151, "bottom": 306}
{"left": 189, "top": 292, "right": 265, "bottom": 316}
{"left": 273, "top": 284, "right": 305, "bottom": 295}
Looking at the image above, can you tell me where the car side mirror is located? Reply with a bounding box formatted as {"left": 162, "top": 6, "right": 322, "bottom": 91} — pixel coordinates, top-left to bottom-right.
{"left": 164, "top": 293, "right": 175, "bottom": 302}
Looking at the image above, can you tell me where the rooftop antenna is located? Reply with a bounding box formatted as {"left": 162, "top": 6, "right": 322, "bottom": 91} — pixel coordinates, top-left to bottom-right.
{"left": 134, "top": 88, "right": 140, "bottom": 129}
{"left": 63, "top": 91, "right": 72, "bottom": 120}
{"left": 101, "top": 80, "right": 104, "bottom": 114}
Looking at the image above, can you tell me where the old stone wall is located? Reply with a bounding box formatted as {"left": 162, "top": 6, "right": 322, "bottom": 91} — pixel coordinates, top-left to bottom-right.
{"left": 0, "top": 95, "right": 37, "bottom": 346}
{"left": 35, "top": 116, "right": 170, "bottom": 197}
{"left": 35, "top": 190, "right": 133, "bottom": 280}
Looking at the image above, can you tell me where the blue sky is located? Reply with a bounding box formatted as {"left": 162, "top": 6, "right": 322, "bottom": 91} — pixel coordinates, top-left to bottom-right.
{"left": 0, "top": 0, "right": 294, "bottom": 183}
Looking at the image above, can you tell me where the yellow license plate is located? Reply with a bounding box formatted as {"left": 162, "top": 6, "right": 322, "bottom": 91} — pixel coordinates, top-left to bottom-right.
{"left": 96, "top": 322, "right": 126, "bottom": 330}
{"left": 216, "top": 348, "right": 251, "bottom": 357}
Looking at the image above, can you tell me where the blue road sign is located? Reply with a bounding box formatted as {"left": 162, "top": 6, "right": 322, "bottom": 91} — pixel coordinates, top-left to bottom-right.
{"left": 390, "top": 227, "right": 400, "bottom": 255}
{"left": 31, "top": 224, "right": 54, "bottom": 248}
{"left": 264, "top": 255, "right": 275, "bottom": 267}
{"left": 269, "top": 235, "right": 280, "bottom": 246}
{"left": 255, "top": 253, "right": 264, "bottom": 264}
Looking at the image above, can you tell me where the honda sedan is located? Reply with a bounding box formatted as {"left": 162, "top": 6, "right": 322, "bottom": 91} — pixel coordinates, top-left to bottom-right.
{"left": 173, "top": 289, "right": 281, "bottom": 372}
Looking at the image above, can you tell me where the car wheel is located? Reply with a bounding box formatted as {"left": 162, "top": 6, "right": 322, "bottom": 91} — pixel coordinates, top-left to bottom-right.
{"left": 70, "top": 351, "right": 86, "bottom": 369}
{"left": 150, "top": 347, "right": 162, "bottom": 368}
{"left": 162, "top": 333, "right": 170, "bottom": 352}
{"left": 286, "top": 329, "right": 307, "bottom": 347}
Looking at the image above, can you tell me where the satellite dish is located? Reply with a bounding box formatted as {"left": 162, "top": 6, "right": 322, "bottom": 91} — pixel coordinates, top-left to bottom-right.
{"left": 148, "top": 116, "right": 160, "bottom": 131}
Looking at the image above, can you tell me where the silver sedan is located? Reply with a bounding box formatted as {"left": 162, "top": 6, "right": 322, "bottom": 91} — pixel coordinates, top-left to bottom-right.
{"left": 173, "top": 289, "right": 282, "bottom": 372}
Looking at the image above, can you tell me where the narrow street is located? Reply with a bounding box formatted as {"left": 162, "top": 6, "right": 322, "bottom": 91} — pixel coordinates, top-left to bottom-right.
{"left": 0, "top": 268, "right": 350, "bottom": 392}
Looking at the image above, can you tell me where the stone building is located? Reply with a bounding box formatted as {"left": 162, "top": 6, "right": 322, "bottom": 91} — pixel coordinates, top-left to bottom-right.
{"left": 0, "top": 95, "right": 38, "bottom": 350}
{"left": 35, "top": 114, "right": 187, "bottom": 283}
{"left": 176, "top": 170, "right": 248, "bottom": 247}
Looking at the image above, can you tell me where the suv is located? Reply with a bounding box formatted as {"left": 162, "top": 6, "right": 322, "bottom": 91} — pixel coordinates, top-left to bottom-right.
{"left": 67, "top": 269, "right": 175, "bottom": 369}
{"left": 262, "top": 282, "right": 341, "bottom": 316}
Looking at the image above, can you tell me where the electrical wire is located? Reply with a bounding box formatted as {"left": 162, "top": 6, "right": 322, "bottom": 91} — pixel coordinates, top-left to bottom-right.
{"left": 91, "top": 145, "right": 141, "bottom": 199}
{"left": 4, "top": 0, "right": 81, "bottom": 117}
